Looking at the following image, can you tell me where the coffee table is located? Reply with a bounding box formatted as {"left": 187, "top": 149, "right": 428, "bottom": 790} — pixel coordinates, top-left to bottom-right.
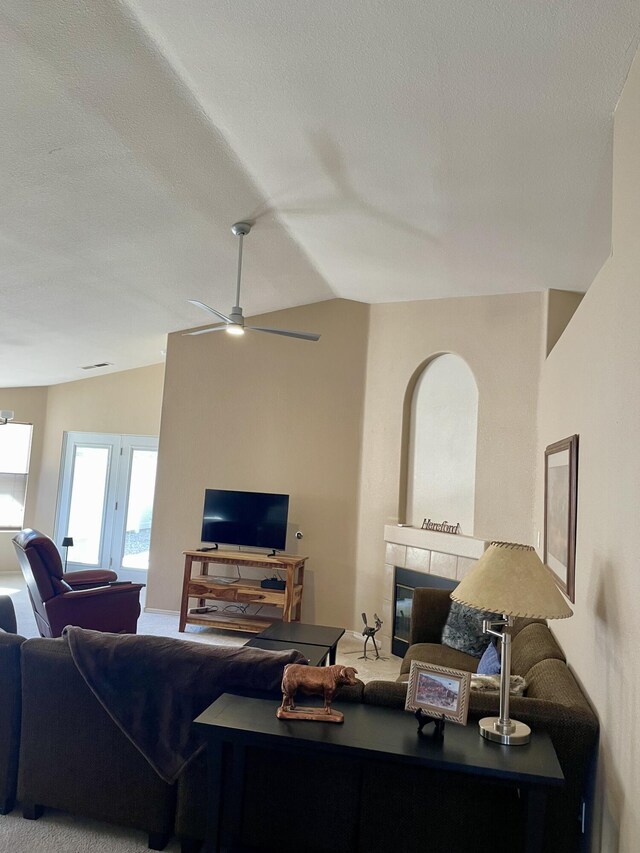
{"left": 195, "top": 693, "right": 564, "bottom": 853}
{"left": 257, "top": 621, "right": 344, "bottom": 665}
{"left": 245, "top": 636, "right": 331, "bottom": 667}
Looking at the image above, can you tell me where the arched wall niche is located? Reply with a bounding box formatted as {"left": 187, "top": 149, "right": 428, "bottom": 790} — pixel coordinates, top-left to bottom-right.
{"left": 399, "top": 352, "right": 479, "bottom": 535}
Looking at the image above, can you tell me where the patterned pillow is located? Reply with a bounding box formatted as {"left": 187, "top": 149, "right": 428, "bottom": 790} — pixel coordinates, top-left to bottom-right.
{"left": 441, "top": 601, "right": 500, "bottom": 658}
{"left": 477, "top": 640, "right": 501, "bottom": 674}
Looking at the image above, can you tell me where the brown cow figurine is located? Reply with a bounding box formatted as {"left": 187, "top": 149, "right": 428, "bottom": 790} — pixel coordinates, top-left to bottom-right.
{"left": 277, "top": 663, "right": 359, "bottom": 722}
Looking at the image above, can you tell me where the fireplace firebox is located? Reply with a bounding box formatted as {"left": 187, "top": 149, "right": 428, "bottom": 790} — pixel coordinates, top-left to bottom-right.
{"left": 392, "top": 566, "right": 457, "bottom": 658}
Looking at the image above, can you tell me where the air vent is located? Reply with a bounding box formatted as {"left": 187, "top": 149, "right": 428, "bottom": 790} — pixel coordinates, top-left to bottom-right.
{"left": 80, "top": 362, "right": 113, "bottom": 370}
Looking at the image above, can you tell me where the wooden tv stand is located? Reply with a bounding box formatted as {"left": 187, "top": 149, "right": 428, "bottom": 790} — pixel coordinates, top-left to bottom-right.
{"left": 179, "top": 549, "right": 307, "bottom": 634}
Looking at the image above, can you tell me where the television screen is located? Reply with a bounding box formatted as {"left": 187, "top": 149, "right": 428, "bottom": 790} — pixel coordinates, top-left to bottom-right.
{"left": 201, "top": 489, "right": 289, "bottom": 551}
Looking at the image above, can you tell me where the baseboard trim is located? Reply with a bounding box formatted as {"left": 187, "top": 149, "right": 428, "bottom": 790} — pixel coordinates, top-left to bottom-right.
{"left": 143, "top": 607, "right": 180, "bottom": 616}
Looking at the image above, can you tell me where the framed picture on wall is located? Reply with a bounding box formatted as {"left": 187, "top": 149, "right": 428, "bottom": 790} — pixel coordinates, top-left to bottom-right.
{"left": 544, "top": 434, "right": 579, "bottom": 603}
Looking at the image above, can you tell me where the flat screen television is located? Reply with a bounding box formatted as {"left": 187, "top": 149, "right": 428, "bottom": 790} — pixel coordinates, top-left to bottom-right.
{"left": 200, "top": 488, "right": 289, "bottom": 551}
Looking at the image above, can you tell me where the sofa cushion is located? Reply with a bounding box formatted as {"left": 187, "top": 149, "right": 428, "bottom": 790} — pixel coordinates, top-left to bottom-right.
{"left": 0, "top": 627, "right": 24, "bottom": 815}
{"left": 525, "top": 658, "right": 588, "bottom": 708}
{"left": 398, "top": 641, "right": 478, "bottom": 679}
{"left": 0, "top": 595, "right": 17, "bottom": 634}
{"left": 510, "top": 622, "right": 565, "bottom": 677}
{"left": 364, "top": 679, "right": 408, "bottom": 708}
{"left": 408, "top": 587, "right": 455, "bottom": 645}
{"left": 441, "top": 601, "right": 499, "bottom": 658}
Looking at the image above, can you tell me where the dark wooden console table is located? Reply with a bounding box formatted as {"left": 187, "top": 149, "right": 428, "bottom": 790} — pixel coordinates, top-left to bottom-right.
{"left": 179, "top": 550, "right": 306, "bottom": 634}
{"left": 194, "top": 693, "right": 564, "bottom": 853}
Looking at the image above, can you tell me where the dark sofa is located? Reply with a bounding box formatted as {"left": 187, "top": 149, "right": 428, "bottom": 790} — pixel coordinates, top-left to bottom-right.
{"left": 1, "top": 588, "right": 598, "bottom": 853}
{"left": 0, "top": 596, "right": 24, "bottom": 815}
{"left": 14, "top": 627, "right": 308, "bottom": 850}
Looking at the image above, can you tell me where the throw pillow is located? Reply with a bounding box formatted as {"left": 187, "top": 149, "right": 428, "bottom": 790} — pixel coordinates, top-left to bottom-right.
{"left": 477, "top": 640, "right": 501, "bottom": 675}
{"left": 441, "top": 601, "right": 500, "bottom": 658}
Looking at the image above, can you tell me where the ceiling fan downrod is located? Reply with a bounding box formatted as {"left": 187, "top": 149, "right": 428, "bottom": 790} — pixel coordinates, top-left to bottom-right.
{"left": 231, "top": 222, "right": 251, "bottom": 315}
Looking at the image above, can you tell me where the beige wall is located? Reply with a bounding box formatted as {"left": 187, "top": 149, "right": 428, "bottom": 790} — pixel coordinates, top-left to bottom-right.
{"left": 0, "top": 387, "right": 48, "bottom": 572}
{"left": 150, "top": 292, "right": 544, "bottom": 632}
{"left": 537, "top": 48, "right": 640, "bottom": 853}
{"left": 545, "top": 289, "right": 584, "bottom": 356}
{"left": 147, "top": 299, "right": 370, "bottom": 628}
{"left": 354, "top": 292, "right": 544, "bottom": 631}
{"left": 0, "top": 365, "right": 164, "bottom": 572}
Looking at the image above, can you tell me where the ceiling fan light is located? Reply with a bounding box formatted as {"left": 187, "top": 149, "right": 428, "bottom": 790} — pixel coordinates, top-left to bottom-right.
{"left": 226, "top": 324, "right": 245, "bottom": 336}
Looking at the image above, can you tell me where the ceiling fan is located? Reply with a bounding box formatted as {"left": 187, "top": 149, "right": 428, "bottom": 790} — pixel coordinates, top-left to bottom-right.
{"left": 185, "top": 222, "right": 320, "bottom": 341}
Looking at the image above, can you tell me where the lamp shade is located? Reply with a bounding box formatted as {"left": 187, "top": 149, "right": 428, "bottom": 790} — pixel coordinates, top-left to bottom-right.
{"left": 451, "top": 541, "right": 573, "bottom": 620}
{"left": 62, "top": 537, "right": 74, "bottom": 548}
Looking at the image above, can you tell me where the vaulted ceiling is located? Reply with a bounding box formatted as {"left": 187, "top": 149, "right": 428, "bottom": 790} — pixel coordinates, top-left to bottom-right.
{"left": 1, "top": 1, "right": 638, "bottom": 386}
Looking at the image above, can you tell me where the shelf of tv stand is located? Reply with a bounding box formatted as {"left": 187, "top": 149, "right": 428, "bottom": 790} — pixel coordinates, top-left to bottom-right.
{"left": 179, "top": 549, "right": 307, "bottom": 634}
{"left": 183, "top": 609, "right": 276, "bottom": 634}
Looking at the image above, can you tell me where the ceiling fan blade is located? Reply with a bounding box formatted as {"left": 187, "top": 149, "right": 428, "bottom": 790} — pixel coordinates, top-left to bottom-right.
{"left": 183, "top": 324, "right": 229, "bottom": 336}
{"left": 188, "top": 300, "right": 233, "bottom": 324}
{"left": 248, "top": 326, "right": 321, "bottom": 342}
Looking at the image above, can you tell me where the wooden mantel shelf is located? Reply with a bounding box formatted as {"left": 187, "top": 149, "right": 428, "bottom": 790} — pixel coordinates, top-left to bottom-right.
{"left": 179, "top": 550, "right": 307, "bottom": 634}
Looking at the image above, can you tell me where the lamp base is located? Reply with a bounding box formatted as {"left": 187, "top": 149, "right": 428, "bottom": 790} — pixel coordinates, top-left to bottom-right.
{"left": 478, "top": 716, "right": 531, "bottom": 745}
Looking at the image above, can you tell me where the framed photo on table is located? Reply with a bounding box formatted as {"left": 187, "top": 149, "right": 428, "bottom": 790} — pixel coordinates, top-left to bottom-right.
{"left": 405, "top": 661, "right": 471, "bottom": 726}
{"left": 544, "top": 434, "right": 579, "bottom": 604}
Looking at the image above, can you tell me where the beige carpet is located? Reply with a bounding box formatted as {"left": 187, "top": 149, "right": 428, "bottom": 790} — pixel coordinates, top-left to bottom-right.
{"left": 0, "top": 807, "right": 184, "bottom": 853}
{"left": 0, "top": 572, "right": 400, "bottom": 852}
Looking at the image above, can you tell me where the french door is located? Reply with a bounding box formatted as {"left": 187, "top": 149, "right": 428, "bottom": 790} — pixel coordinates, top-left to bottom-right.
{"left": 54, "top": 432, "right": 158, "bottom": 579}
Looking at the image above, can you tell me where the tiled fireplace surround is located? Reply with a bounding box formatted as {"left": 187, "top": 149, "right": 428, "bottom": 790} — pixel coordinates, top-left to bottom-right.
{"left": 381, "top": 525, "right": 489, "bottom": 654}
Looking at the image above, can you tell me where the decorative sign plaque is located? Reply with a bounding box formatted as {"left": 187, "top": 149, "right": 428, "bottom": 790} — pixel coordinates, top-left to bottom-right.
{"left": 421, "top": 519, "right": 461, "bottom": 535}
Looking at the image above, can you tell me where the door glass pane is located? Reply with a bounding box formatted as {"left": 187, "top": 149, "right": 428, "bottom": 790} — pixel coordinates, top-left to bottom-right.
{"left": 67, "top": 446, "right": 110, "bottom": 565}
{"left": 122, "top": 449, "right": 157, "bottom": 570}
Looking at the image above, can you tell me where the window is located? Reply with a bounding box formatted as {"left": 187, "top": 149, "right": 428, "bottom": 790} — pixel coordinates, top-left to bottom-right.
{"left": 0, "top": 423, "right": 33, "bottom": 530}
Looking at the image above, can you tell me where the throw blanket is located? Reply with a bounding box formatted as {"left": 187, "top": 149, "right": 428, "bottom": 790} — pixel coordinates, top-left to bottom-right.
{"left": 63, "top": 626, "right": 306, "bottom": 783}
{"left": 470, "top": 673, "right": 527, "bottom": 696}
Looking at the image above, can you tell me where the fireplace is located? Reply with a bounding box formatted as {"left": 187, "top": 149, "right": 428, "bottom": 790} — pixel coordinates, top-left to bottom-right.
{"left": 392, "top": 566, "right": 457, "bottom": 658}
{"left": 383, "top": 524, "right": 487, "bottom": 657}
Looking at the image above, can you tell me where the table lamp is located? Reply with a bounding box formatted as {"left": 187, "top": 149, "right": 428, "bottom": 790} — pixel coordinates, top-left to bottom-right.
{"left": 451, "top": 541, "right": 572, "bottom": 745}
{"left": 62, "top": 536, "right": 74, "bottom": 572}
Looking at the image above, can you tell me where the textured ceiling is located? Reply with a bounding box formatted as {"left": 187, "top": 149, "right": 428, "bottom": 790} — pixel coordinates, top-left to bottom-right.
{"left": 0, "top": 1, "right": 638, "bottom": 386}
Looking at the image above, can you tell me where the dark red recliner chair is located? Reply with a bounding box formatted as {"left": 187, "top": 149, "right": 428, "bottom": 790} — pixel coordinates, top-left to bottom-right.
{"left": 12, "top": 529, "right": 143, "bottom": 638}
{"left": 15, "top": 528, "right": 118, "bottom": 592}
